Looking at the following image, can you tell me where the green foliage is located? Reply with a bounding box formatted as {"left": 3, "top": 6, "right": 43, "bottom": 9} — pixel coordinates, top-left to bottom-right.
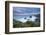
{"left": 13, "top": 19, "right": 40, "bottom": 28}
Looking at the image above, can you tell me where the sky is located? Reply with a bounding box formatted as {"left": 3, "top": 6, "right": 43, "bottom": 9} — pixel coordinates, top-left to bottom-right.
{"left": 13, "top": 7, "right": 40, "bottom": 23}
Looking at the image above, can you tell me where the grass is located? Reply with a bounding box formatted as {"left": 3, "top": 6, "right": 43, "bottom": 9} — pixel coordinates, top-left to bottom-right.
{"left": 13, "top": 19, "right": 40, "bottom": 28}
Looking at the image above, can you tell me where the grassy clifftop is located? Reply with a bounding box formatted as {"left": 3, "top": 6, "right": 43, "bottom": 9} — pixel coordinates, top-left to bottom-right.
{"left": 13, "top": 19, "right": 40, "bottom": 28}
